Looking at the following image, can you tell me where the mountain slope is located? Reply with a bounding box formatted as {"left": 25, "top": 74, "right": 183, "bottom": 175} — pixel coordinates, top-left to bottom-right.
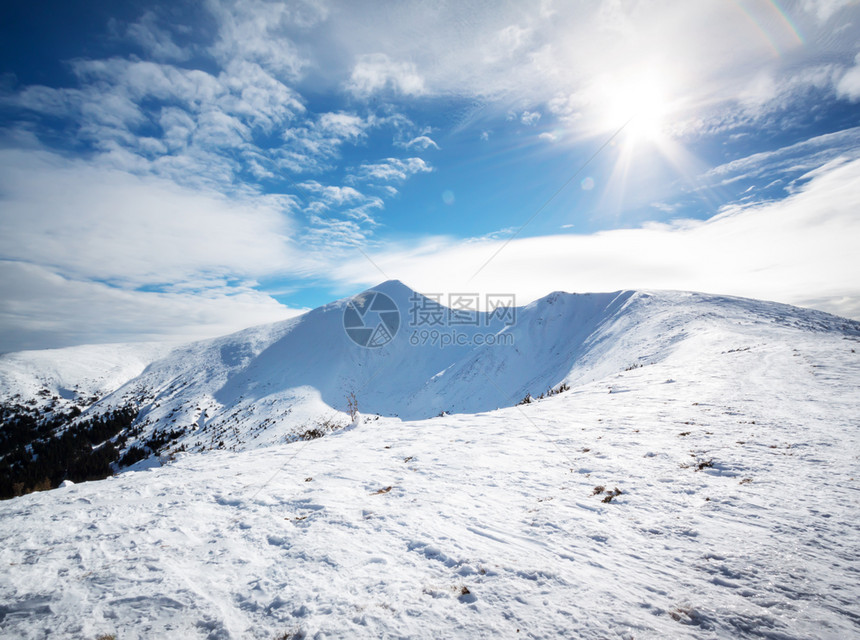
{"left": 85, "top": 282, "right": 859, "bottom": 461}
{"left": 0, "top": 296, "right": 857, "bottom": 639}
{"left": 0, "top": 342, "right": 174, "bottom": 409}
{"left": 0, "top": 342, "right": 177, "bottom": 497}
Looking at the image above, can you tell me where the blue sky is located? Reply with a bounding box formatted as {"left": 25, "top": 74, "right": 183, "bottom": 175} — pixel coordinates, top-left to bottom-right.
{"left": 1, "top": 0, "right": 859, "bottom": 351}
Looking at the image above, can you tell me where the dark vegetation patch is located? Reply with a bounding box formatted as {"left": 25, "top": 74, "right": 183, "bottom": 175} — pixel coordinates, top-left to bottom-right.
{"left": 518, "top": 382, "right": 571, "bottom": 406}
{"left": 592, "top": 485, "right": 623, "bottom": 502}
{"left": 0, "top": 402, "right": 140, "bottom": 499}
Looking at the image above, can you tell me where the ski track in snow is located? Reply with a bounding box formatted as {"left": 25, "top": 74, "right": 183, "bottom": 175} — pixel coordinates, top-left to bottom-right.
{"left": 1, "top": 306, "right": 859, "bottom": 639}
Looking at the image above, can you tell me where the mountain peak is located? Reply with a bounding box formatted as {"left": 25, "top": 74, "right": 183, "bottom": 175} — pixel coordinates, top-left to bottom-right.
{"left": 365, "top": 279, "right": 413, "bottom": 296}
{"left": 353, "top": 279, "right": 420, "bottom": 307}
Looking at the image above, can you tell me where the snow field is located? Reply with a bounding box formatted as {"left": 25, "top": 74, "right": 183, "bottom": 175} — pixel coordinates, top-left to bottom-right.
{"left": 1, "top": 320, "right": 857, "bottom": 639}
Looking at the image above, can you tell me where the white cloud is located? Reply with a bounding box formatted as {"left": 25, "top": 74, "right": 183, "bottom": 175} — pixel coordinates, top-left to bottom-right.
{"left": 354, "top": 157, "right": 432, "bottom": 182}
{"left": 520, "top": 110, "right": 541, "bottom": 125}
{"left": 0, "top": 148, "right": 300, "bottom": 286}
{"left": 275, "top": 112, "right": 377, "bottom": 175}
{"left": 73, "top": 56, "right": 307, "bottom": 134}
{"left": 123, "top": 11, "right": 190, "bottom": 62}
{"left": 206, "top": 0, "right": 322, "bottom": 81}
{"left": 800, "top": 0, "right": 858, "bottom": 22}
{"left": 7, "top": 55, "right": 310, "bottom": 191}
{"left": 737, "top": 72, "right": 779, "bottom": 109}
{"left": 401, "top": 135, "right": 439, "bottom": 150}
{"left": 494, "top": 24, "right": 532, "bottom": 56}
{"left": 701, "top": 126, "right": 860, "bottom": 187}
{"left": 0, "top": 261, "right": 299, "bottom": 352}
{"left": 329, "top": 157, "right": 860, "bottom": 320}
{"left": 302, "top": 215, "right": 371, "bottom": 248}
{"left": 290, "top": 179, "right": 387, "bottom": 245}
{"left": 346, "top": 53, "right": 425, "bottom": 96}
{"left": 298, "top": 181, "right": 374, "bottom": 209}
{"left": 547, "top": 92, "right": 586, "bottom": 125}
{"left": 218, "top": 59, "right": 306, "bottom": 129}
{"left": 317, "top": 111, "right": 370, "bottom": 140}
{"left": 345, "top": 200, "right": 385, "bottom": 226}
{"left": 72, "top": 58, "right": 222, "bottom": 107}
{"left": 734, "top": 64, "right": 843, "bottom": 121}
{"left": 158, "top": 107, "right": 195, "bottom": 149}
{"left": 837, "top": 53, "right": 860, "bottom": 100}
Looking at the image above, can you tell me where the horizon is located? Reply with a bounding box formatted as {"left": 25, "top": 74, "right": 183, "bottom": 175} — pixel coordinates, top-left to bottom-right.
{"left": 2, "top": 280, "right": 852, "bottom": 358}
{"left": 2, "top": 0, "right": 859, "bottom": 352}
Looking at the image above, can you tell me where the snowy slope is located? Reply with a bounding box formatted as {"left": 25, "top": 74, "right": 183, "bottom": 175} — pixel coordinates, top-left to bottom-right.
{"left": 87, "top": 281, "right": 860, "bottom": 461}
{"left": 92, "top": 280, "right": 522, "bottom": 444}
{"left": 0, "top": 301, "right": 858, "bottom": 639}
{"left": 0, "top": 342, "right": 175, "bottom": 410}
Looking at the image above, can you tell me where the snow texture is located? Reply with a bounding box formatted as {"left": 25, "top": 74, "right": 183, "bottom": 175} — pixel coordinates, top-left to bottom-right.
{"left": 1, "top": 282, "right": 859, "bottom": 638}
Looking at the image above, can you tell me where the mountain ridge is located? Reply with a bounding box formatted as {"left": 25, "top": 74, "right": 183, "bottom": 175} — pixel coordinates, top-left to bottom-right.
{"left": 83, "top": 283, "right": 860, "bottom": 459}
{"left": 2, "top": 282, "right": 858, "bottom": 473}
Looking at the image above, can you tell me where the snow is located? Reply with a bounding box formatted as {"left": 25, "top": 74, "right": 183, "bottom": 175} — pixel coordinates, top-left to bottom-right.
{"left": 83, "top": 282, "right": 860, "bottom": 458}
{"left": 0, "top": 342, "right": 175, "bottom": 409}
{"left": 1, "top": 284, "right": 858, "bottom": 638}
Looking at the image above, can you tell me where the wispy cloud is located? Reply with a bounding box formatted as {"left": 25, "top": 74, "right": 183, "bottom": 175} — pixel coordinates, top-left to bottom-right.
{"left": 207, "top": 0, "right": 323, "bottom": 80}
{"left": 400, "top": 135, "right": 439, "bottom": 150}
{"left": 121, "top": 10, "right": 191, "bottom": 62}
{"left": 298, "top": 181, "right": 370, "bottom": 208}
{"left": 7, "top": 56, "right": 312, "bottom": 192}
{"left": 346, "top": 53, "right": 425, "bottom": 97}
{"left": 700, "top": 126, "right": 860, "bottom": 188}
{"left": 800, "top": 0, "right": 857, "bottom": 22}
{"left": 837, "top": 53, "right": 860, "bottom": 101}
{"left": 329, "top": 157, "right": 860, "bottom": 320}
{"left": 520, "top": 110, "right": 541, "bottom": 126}
{"left": 322, "top": 0, "right": 859, "bottom": 136}
{"left": 353, "top": 157, "right": 433, "bottom": 182}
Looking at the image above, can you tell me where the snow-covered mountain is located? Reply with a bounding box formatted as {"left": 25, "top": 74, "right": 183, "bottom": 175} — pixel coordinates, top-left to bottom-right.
{"left": 4, "top": 280, "right": 857, "bottom": 464}
{"left": 80, "top": 280, "right": 858, "bottom": 458}
{"left": 0, "top": 341, "right": 174, "bottom": 410}
{"left": 1, "top": 281, "right": 858, "bottom": 639}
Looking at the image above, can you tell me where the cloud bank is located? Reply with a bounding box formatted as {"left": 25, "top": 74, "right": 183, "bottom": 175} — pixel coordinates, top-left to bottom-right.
{"left": 332, "top": 157, "right": 860, "bottom": 320}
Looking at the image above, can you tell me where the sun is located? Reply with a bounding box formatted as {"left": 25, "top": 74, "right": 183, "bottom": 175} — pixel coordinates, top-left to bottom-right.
{"left": 601, "top": 71, "right": 671, "bottom": 144}
{"left": 585, "top": 65, "right": 701, "bottom": 218}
